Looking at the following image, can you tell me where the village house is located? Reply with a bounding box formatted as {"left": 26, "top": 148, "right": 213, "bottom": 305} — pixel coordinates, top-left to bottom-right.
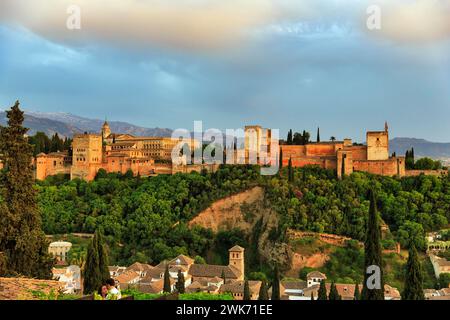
{"left": 51, "top": 265, "right": 81, "bottom": 294}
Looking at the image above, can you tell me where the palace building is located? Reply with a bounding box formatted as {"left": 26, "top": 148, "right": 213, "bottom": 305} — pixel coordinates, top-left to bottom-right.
{"left": 35, "top": 120, "right": 199, "bottom": 181}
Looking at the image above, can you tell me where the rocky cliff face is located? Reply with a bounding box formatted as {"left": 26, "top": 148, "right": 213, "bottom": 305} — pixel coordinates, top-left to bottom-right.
{"left": 189, "top": 186, "right": 293, "bottom": 271}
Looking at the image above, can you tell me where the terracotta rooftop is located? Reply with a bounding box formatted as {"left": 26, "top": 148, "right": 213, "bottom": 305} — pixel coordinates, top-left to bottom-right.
{"left": 228, "top": 245, "right": 245, "bottom": 252}
{"left": 0, "top": 277, "right": 63, "bottom": 300}
{"left": 219, "top": 280, "right": 261, "bottom": 295}
{"left": 281, "top": 280, "right": 308, "bottom": 290}
{"left": 188, "top": 264, "right": 240, "bottom": 279}
{"left": 115, "top": 270, "right": 140, "bottom": 284}
{"left": 168, "top": 254, "right": 194, "bottom": 266}
{"left": 306, "top": 271, "right": 326, "bottom": 279}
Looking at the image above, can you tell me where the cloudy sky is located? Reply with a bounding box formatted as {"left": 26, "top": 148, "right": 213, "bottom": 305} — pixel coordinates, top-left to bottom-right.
{"left": 0, "top": 0, "right": 449, "bottom": 142}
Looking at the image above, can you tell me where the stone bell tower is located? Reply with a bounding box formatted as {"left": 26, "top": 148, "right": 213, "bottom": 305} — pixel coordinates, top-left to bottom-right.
{"left": 228, "top": 245, "right": 245, "bottom": 280}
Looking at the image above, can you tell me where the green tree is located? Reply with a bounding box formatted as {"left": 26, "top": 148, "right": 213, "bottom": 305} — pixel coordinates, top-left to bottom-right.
{"left": 361, "top": 189, "right": 385, "bottom": 300}
{"left": 271, "top": 265, "right": 280, "bottom": 300}
{"left": 163, "top": 264, "right": 171, "bottom": 293}
{"left": 354, "top": 283, "right": 361, "bottom": 300}
{"left": 328, "top": 282, "right": 341, "bottom": 300}
{"left": 317, "top": 127, "right": 320, "bottom": 142}
{"left": 221, "top": 269, "right": 226, "bottom": 284}
{"left": 0, "top": 101, "right": 53, "bottom": 278}
{"left": 317, "top": 280, "right": 327, "bottom": 300}
{"left": 402, "top": 244, "right": 424, "bottom": 300}
{"left": 258, "top": 280, "right": 268, "bottom": 300}
{"left": 243, "top": 279, "right": 251, "bottom": 300}
{"left": 279, "top": 147, "right": 283, "bottom": 169}
{"left": 287, "top": 129, "right": 293, "bottom": 145}
{"left": 96, "top": 231, "right": 110, "bottom": 283}
{"left": 175, "top": 269, "right": 185, "bottom": 294}
{"left": 83, "top": 233, "right": 102, "bottom": 294}
{"left": 288, "top": 157, "right": 294, "bottom": 182}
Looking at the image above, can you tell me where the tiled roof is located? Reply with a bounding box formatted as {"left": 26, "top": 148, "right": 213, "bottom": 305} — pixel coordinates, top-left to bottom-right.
{"left": 0, "top": 277, "right": 63, "bottom": 300}
{"left": 168, "top": 254, "right": 194, "bottom": 266}
{"left": 306, "top": 271, "right": 326, "bottom": 279}
{"left": 126, "top": 262, "right": 153, "bottom": 273}
{"left": 188, "top": 264, "right": 240, "bottom": 279}
{"left": 228, "top": 245, "right": 245, "bottom": 252}
{"left": 219, "top": 280, "right": 261, "bottom": 295}
{"left": 115, "top": 270, "right": 140, "bottom": 284}
{"left": 281, "top": 280, "right": 307, "bottom": 290}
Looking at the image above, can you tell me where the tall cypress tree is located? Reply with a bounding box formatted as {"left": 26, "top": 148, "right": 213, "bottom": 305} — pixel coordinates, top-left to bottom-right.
{"left": 163, "top": 264, "right": 171, "bottom": 293}
{"left": 361, "top": 188, "right": 385, "bottom": 300}
{"left": 317, "top": 280, "right": 327, "bottom": 300}
{"left": 354, "top": 283, "right": 361, "bottom": 300}
{"left": 175, "top": 269, "right": 185, "bottom": 294}
{"left": 258, "top": 280, "right": 269, "bottom": 300}
{"left": 221, "top": 269, "right": 226, "bottom": 284}
{"left": 402, "top": 244, "right": 424, "bottom": 300}
{"left": 96, "top": 231, "right": 110, "bottom": 284}
{"left": 288, "top": 157, "right": 294, "bottom": 182}
{"left": 243, "top": 279, "right": 251, "bottom": 300}
{"left": 0, "top": 101, "right": 53, "bottom": 278}
{"left": 271, "top": 265, "right": 281, "bottom": 300}
{"left": 279, "top": 147, "right": 283, "bottom": 169}
{"left": 83, "top": 233, "right": 101, "bottom": 294}
{"left": 316, "top": 127, "right": 320, "bottom": 142}
{"left": 328, "top": 282, "right": 341, "bottom": 300}
{"left": 287, "top": 129, "right": 293, "bottom": 145}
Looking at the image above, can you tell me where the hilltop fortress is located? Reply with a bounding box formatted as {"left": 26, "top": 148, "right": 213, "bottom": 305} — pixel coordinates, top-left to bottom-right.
{"left": 35, "top": 122, "right": 446, "bottom": 181}
{"left": 280, "top": 122, "right": 405, "bottom": 178}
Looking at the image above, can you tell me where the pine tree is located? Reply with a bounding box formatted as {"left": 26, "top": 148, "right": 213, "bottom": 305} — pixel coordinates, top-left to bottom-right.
{"left": 0, "top": 101, "right": 53, "bottom": 278}
{"left": 317, "top": 280, "right": 327, "bottom": 300}
{"left": 288, "top": 157, "right": 294, "bottom": 182}
{"left": 361, "top": 188, "right": 385, "bottom": 300}
{"left": 175, "top": 269, "right": 185, "bottom": 294}
{"left": 243, "top": 279, "right": 251, "bottom": 300}
{"left": 258, "top": 280, "right": 268, "bottom": 300}
{"left": 163, "top": 264, "right": 171, "bottom": 293}
{"left": 354, "top": 283, "right": 361, "bottom": 300}
{"left": 317, "top": 127, "right": 320, "bottom": 142}
{"left": 328, "top": 282, "right": 341, "bottom": 300}
{"left": 271, "top": 265, "right": 281, "bottom": 300}
{"left": 402, "top": 244, "right": 424, "bottom": 300}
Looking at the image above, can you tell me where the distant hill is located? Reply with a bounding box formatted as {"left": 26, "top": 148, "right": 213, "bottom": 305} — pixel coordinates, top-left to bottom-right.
{"left": 390, "top": 137, "right": 450, "bottom": 162}
{"left": 0, "top": 110, "right": 172, "bottom": 138}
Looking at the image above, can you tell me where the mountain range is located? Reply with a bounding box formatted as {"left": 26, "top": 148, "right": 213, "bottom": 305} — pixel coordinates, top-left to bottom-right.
{"left": 0, "top": 110, "right": 449, "bottom": 162}
{"left": 0, "top": 110, "right": 172, "bottom": 138}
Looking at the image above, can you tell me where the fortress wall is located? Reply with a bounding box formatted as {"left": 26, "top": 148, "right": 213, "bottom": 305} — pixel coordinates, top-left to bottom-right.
{"left": 353, "top": 159, "right": 399, "bottom": 176}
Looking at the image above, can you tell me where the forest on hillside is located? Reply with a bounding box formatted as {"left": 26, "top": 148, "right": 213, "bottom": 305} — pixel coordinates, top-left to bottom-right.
{"left": 35, "top": 165, "right": 450, "bottom": 272}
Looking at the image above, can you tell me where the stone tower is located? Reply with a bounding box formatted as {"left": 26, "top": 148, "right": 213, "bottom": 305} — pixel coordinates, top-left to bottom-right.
{"left": 102, "top": 120, "right": 111, "bottom": 140}
{"left": 228, "top": 245, "right": 245, "bottom": 280}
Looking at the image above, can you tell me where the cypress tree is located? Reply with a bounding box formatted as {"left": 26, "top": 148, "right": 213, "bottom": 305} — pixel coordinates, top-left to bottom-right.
{"left": 402, "top": 244, "right": 424, "bottom": 300}
{"left": 288, "top": 157, "right": 294, "bottom": 182}
{"left": 317, "top": 280, "right": 327, "bottom": 300}
{"left": 83, "top": 233, "right": 102, "bottom": 294}
{"left": 328, "top": 282, "right": 341, "bottom": 300}
{"left": 361, "top": 188, "right": 385, "bottom": 300}
{"left": 279, "top": 147, "right": 283, "bottom": 169}
{"left": 271, "top": 265, "right": 281, "bottom": 300}
{"left": 243, "top": 279, "right": 251, "bottom": 300}
{"left": 317, "top": 127, "right": 320, "bottom": 142}
{"left": 287, "top": 129, "right": 293, "bottom": 145}
{"left": 175, "top": 269, "right": 185, "bottom": 294}
{"left": 163, "top": 264, "right": 171, "bottom": 293}
{"left": 354, "top": 283, "right": 361, "bottom": 300}
{"left": 96, "top": 231, "right": 110, "bottom": 283}
{"left": 0, "top": 101, "right": 53, "bottom": 278}
{"left": 258, "top": 280, "right": 269, "bottom": 300}
{"left": 221, "top": 269, "right": 226, "bottom": 284}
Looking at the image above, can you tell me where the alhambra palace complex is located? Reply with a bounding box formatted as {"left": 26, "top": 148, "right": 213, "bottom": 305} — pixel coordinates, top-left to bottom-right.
{"left": 35, "top": 121, "right": 445, "bottom": 181}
